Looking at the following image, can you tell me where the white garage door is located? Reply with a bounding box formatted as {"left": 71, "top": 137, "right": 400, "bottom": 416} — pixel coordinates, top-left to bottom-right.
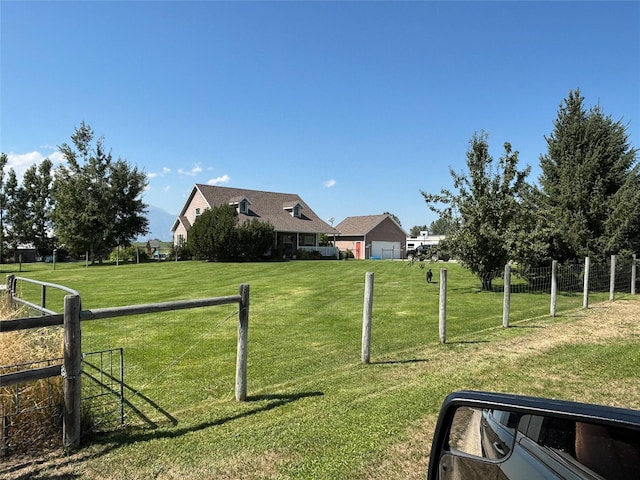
{"left": 371, "top": 241, "right": 402, "bottom": 259}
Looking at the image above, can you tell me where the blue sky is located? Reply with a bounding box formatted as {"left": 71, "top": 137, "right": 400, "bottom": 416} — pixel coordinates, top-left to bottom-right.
{"left": 2, "top": 1, "right": 639, "bottom": 239}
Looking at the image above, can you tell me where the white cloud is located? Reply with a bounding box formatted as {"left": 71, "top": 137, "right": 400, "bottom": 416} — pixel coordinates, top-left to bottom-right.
{"left": 178, "top": 164, "right": 202, "bottom": 176}
{"left": 5, "top": 150, "right": 65, "bottom": 180}
{"left": 324, "top": 179, "right": 336, "bottom": 188}
{"left": 163, "top": 185, "right": 171, "bottom": 192}
{"left": 207, "top": 174, "right": 230, "bottom": 185}
{"left": 147, "top": 166, "right": 171, "bottom": 179}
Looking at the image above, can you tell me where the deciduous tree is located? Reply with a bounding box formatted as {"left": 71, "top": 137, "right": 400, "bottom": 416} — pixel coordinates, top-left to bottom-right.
{"left": 422, "top": 132, "right": 531, "bottom": 289}
{"left": 428, "top": 217, "right": 455, "bottom": 236}
{"left": 187, "top": 204, "right": 239, "bottom": 261}
{"left": 383, "top": 212, "right": 402, "bottom": 226}
{"left": 187, "top": 205, "right": 275, "bottom": 261}
{"left": 410, "top": 225, "right": 428, "bottom": 237}
{"left": 237, "top": 219, "right": 275, "bottom": 261}
{"left": 51, "top": 122, "right": 148, "bottom": 262}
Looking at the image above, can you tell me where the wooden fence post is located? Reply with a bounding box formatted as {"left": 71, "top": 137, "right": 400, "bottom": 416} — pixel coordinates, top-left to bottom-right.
{"left": 5, "top": 274, "right": 14, "bottom": 310}
{"left": 361, "top": 272, "right": 374, "bottom": 364}
{"left": 632, "top": 254, "right": 637, "bottom": 295}
{"left": 439, "top": 269, "right": 447, "bottom": 344}
{"left": 550, "top": 260, "right": 558, "bottom": 317}
{"left": 583, "top": 257, "right": 590, "bottom": 309}
{"left": 502, "top": 264, "right": 511, "bottom": 328}
{"left": 63, "top": 294, "right": 82, "bottom": 450}
{"left": 41, "top": 285, "right": 47, "bottom": 312}
{"left": 235, "top": 283, "right": 249, "bottom": 401}
{"left": 609, "top": 255, "right": 616, "bottom": 301}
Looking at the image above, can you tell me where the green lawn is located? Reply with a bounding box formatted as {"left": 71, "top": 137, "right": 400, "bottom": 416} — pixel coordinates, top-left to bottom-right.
{"left": 2, "top": 260, "right": 637, "bottom": 479}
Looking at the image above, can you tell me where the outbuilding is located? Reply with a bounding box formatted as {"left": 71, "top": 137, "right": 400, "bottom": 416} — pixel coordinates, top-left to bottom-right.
{"left": 334, "top": 214, "right": 407, "bottom": 260}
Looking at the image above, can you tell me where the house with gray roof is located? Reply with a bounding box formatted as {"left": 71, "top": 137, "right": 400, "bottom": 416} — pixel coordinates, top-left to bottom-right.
{"left": 334, "top": 214, "right": 407, "bottom": 259}
{"left": 172, "top": 184, "right": 338, "bottom": 258}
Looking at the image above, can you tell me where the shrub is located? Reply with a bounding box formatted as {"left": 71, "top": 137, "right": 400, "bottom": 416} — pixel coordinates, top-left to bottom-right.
{"left": 109, "top": 245, "right": 144, "bottom": 263}
{"left": 340, "top": 249, "right": 355, "bottom": 260}
{"left": 296, "top": 250, "right": 324, "bottom": 260}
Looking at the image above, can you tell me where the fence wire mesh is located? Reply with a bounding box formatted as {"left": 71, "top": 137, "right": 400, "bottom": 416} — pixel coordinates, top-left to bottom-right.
{"left": 480, "top": 258, "right": 635, "bottom": 296}
{"left": 78, "top": 305, "right": 240, "bottom": 439}
{"left": 1, "top": 257, "right": 636, "bottom": 458}
{"left": 81, "top": 349, "right": 125, "bottom": 434}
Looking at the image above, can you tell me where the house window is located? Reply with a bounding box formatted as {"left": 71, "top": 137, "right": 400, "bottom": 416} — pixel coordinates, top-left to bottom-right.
{"left": 177, "top": 234, "right": 184, "bottom": 246}
{"left": 300, "top": 234, "right": 316, "bottom": 246}
{"left": 239, "top": 200, "right": 248, "bottom": 214}
{"left": 293, "top": 205, "right": 301, "bottom": 218}
{"left": 195, "top": 208, "right": 201, "bottom": 217}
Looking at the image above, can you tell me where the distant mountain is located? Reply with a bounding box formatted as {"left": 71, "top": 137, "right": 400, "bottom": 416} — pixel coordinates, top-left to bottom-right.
{"left": 138, "top": 205, "right": 176, "bottom": 242}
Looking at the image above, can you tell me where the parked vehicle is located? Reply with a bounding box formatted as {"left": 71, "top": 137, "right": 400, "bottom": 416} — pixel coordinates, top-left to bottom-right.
{"left": 406, "top": 244, "right": 431, "bottom": 260}
{"left": 428, "top": 390, "right": 640, "bottom": 479}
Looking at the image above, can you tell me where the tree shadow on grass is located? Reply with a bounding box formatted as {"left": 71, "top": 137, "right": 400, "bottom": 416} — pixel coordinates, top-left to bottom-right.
{"left": 1, "top": 392, "right": 323, "bottom": 479}
{"left": 90, "top": 391, "right": 324, "bottom": 447}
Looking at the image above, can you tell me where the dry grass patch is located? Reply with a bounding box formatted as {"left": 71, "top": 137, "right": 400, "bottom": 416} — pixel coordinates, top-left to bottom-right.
{"left": 1, "top": 296, "right": 64, "bottom": 458}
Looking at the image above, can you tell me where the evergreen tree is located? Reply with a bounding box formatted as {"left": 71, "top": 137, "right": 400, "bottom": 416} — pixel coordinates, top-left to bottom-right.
{"left": 0, "top": 153, "right": 7, "bottom": 263}
{"left": 535, "top": 90, "right": 639, "bottom": 262}
{"left": 4, "top": 168, "right": 26, "bottom": 250}
{"left": 21, "top": 159, "right": 55, "bottom": 257}
{"left": 52, "top": 122, "right": 148, "bottom": 262}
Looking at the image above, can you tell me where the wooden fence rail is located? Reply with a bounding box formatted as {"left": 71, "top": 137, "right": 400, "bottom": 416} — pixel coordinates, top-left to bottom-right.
{"left": 1, "top": 276, "right": 250, "bottom": 452}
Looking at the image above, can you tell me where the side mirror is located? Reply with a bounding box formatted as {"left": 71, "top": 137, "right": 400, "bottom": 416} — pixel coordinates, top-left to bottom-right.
{"left": 428, "top": 391, "right": 640, "bottom": 480}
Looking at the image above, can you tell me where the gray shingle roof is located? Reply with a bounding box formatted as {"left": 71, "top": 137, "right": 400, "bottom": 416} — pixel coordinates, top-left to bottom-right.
{"left": 193, "top": 184, "right": 336, "bottom": 234}
{"left": 335, "top": 214, "right": 403, "bottom": 235}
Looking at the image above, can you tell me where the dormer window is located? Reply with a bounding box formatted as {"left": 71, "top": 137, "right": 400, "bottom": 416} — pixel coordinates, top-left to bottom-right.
{"left": 230, "top": 196, "right": 251, "bottom": 214}
{"left": 283, "top": 201, "right": 303, "bottom": 218}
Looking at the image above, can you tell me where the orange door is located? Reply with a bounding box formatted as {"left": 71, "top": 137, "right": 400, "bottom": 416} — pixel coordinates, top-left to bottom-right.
{"left": 355, "top": 242, "right": 361, "bottom": 259}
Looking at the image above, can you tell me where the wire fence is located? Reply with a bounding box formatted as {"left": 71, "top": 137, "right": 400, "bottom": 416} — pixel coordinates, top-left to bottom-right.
{"left": 1, "top": 257, "right": 637, "bottom": 458}
{"left": 1, "top": 276, "right": 248, "bottom": 458}
{"left": 76, "top": 305, "right": 241, "bottom": 439}
{"left": 479, "top": 257, "right": 637, "bottom": 295}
